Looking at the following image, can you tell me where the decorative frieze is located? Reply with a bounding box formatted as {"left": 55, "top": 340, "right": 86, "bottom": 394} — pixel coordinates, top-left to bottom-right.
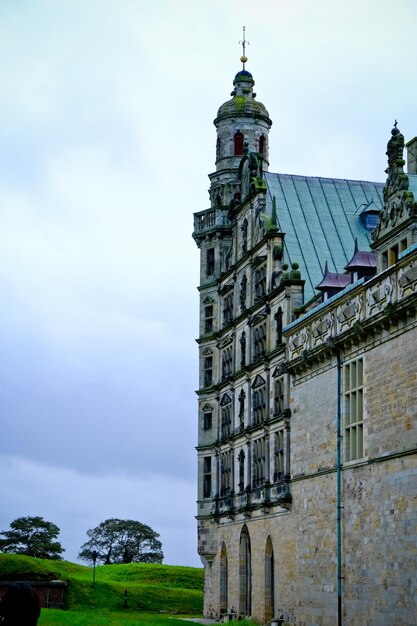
{"left": 286, "top": 252, "right": 417, "bottom": 365}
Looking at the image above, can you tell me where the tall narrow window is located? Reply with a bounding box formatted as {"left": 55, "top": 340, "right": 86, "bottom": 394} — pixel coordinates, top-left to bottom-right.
{"left": 252, "top": 376, "right": 267, "bottom": 425}
{"left": 273, "top": 377, "right": 284, "bottom": 415}
{"left": 220, "top": 394, "right": 232, "bottom": 439}
{"left": 234, "top": 132, "right": 244, "bottom": 156}
{"left": 206, "top": 248, "right": 215, "bottom": 276}
{"left": 220, "top": 450, "right": 233, "bottom": 496}
{"left": 203, "top": 456, "right": 212, "bottom": 498}
{"left": 254, "top": 264, "right": 267, "bottom": 300}
{"left": 223, "top": 291, "right": 234, "bottom": 326}
{"left": 253, "top": 322, "right": 267, "bottom": 360}
{"left": 259, "top": 135, "right": 265, "bottom": 155}
{"left": 204, "top": 304, "right": 214, "bottom": 333}
{"left": 273, "top": 430, "right": 285, "bottom": 482}
{"left": 220, "top": 543, "right": 228, "bottom": 616}
{"left": 252, "top": 437, "right": 265, "bottom": 487}
{"left": 344, "top": 358, "right": 364, "bottom": 462}
{"left": 222, "top": 346, "right": 233, "bottom": 380}
{"left": 203, "top": 409, "right": 212, "bottom": 431}
{"left": 204, "top": 355, "right": 213, "bottom": 387}
{"left": 264, "top": 537, "right": 274, "bottom": 623}
{"left": 239, "top": 526, "right": 252, "bottom": 617}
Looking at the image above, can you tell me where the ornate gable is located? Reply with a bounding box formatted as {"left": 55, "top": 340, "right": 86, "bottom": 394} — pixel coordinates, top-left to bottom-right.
{"left": 372, "top": 124, "right": 417, "bottom": 249}
{"left": 252, "top": 374, "right": 266, "bottom": 389}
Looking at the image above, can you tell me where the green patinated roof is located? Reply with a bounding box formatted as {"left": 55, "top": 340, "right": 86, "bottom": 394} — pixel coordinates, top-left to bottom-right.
{"left": 217, "top": 96, "right": 269, "bottom": 119}
{"left": 265, "top": 172, "right": 385, "bottom": 299}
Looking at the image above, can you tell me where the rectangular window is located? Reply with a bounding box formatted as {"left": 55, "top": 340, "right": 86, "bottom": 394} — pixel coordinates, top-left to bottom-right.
{"left": 223, "top": 292, "right": 233, "bottom": 326}
{"left": 253, "top": 322, "right": 267, "bottom": 360}
{"left": 388, "top": 244, "right": 398, "bottom": 267}
{"left": 254, "top": 264, "right": 267, "bottom": 300}
{"left": 273, "top": 377, "right": 284, "bottom": 415}
{"left": 220, "top": 450, "right": 233, "bottom": 496}
{"left": 204, "top": 356, "right": 213, "bottom": 387}
{"left": 273, "top": 430, "right": 285, "bottom": 482}
{"left": 203, "top": 456, "right": 212, "bottom": 498}
{"left": 222, "top": 346, "right": 233, "bottom": 380}
{"left": 203, "top": 411, "right": 212, "bottom": 431}
{"left": 221, "top": 404, "right": 232, "bottom": 439}
{"left": 204, "top": 305, "right": 214, "bottom": 333}
{"left": 252, "top": 437, "right": 265, "bottom": 487}
{"left": 344, "top": 358, "right": 364, "bottom": 462}
{"left": 253, "top": 385, "right": 267, "bottom": 425}
{"left": 206, "top": 248, "right": 215, "bottom": 276}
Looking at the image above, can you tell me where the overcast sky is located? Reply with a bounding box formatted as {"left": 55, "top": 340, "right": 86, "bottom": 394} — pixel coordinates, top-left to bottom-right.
{"left": 0, "top": 0, "right": 416, "bottom": 568}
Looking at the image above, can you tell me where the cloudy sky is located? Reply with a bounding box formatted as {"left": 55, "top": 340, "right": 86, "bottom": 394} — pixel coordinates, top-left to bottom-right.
{"left": 0, "top": 0, "right": 416, "bottom": 567}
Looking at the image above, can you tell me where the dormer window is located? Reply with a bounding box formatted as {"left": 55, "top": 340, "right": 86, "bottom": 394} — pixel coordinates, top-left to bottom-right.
{"left": 358, "top": 200, "right": 380, "bottom": 232}
{"left": 234, "top": 132, "right": 244, "bottom": 156}
{"left": 361, "top": 212, "right": 379, "bottom": 231}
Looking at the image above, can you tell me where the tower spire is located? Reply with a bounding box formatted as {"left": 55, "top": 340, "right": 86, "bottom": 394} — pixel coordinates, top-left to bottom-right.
{"left": 239, "top": 26, "right": 249, "bottom": 69}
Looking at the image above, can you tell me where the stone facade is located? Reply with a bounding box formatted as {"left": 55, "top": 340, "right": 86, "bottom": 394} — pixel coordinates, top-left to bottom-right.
{"left": 193, "top": 61, "right": 417, "bottom": 626}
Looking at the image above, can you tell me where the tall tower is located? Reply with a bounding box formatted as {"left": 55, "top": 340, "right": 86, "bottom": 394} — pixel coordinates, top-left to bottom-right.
{"left": 193, "top": 46, "right": 273, "bottom": 302}
{"left": 210, "top": 61, "right": 272, "bottom": 211}
{"left": 192, "top": 47, "right": 278, "bottom": 620}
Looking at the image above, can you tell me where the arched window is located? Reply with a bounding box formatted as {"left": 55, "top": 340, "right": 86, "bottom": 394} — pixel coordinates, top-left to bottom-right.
{"left": 234, "top": 132, "right": 244, "bottom": 156}
{"left": 264, "top": 536, "right": 274, "bottom": 623}
{"left": 259, "top": 135, "right": 265, "bottom": 155}
{"left": 239, "top": 525, "right": 252, "bottom": 616}
{"left": 220, "top": 542, "right": 228, "bottom": 615}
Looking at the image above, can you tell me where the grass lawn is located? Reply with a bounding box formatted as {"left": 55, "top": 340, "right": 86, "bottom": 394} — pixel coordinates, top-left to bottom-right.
{"left": 0, "top": 554, "right": 205, "bottom": 623}
{"left": 39, "top": 609, "right": 197, "bottom": 626}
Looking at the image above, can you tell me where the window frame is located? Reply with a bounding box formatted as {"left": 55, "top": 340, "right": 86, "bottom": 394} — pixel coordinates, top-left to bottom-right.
{"left": 343, "top": 357, "right": 364, "bottom": 462}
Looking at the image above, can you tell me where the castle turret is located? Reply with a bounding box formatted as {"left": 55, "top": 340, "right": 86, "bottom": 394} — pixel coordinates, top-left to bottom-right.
{"left": 210, "top": 66, "right": 272, "bottom": 210}
{"left": 193, "top": 54, "right": 272, "bottom": 289}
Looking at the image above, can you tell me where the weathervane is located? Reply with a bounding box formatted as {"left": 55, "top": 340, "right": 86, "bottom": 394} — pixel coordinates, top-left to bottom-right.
{"left": 239, "top": 26, "right": 249, "bottom": 69}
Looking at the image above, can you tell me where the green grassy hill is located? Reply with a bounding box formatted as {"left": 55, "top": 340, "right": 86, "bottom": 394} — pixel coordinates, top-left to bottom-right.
{"left": 0, "top": 554, "right": 204, "bottom": 615}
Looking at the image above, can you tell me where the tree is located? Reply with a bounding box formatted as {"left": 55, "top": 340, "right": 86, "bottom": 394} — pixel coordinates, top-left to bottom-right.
{"left": 78, "top": 518, "right": 163, "bottom": 565}
{"left": 0, "top": 516, "right": 64, "bottom": 560}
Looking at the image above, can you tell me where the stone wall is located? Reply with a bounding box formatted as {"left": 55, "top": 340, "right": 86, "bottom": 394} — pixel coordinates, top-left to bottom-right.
{"left": 0, "top": 580, "right": 67, "bottom": 609}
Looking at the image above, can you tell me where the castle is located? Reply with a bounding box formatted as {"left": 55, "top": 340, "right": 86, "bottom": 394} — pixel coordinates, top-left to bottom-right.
{"left": 192, "top": 53, "right": 417, "bottom": 626}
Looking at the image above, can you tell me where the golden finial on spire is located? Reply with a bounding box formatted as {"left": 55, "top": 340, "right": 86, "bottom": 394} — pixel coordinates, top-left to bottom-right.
{"left": 239, "top": 26, "right": 249, "bottom": 68}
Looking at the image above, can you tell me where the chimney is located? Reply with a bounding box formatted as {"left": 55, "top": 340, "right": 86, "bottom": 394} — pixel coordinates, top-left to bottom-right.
{"left": 406, "top": 137, "right": 417, "bottom": 174}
